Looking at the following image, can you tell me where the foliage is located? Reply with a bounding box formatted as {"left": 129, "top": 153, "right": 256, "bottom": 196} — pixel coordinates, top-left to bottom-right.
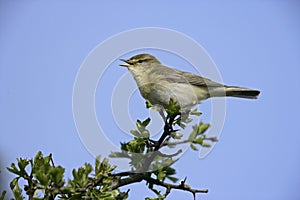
{"left": 1, "top": 99, "right": 215, "bottom": 200}
{"left": 4, "top": 152, "right": 127, "bottom": 200}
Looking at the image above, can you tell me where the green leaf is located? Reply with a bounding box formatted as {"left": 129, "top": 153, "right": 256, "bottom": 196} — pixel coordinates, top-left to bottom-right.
{"left": 165, "top": 166, "right": 178, "bottom": 182}
{"left": 49, "top": 166, "right": 65, "bottom": 184}
{"left": 70, "top": 163, "right": 93, "bottom": 188}
{"left": 121, "top": 142, "right": 128, "bottom": 151}
{"left": 146, "top": 197, "right": 165, "bottom": 200}
{"left": 188, "top": 127, "right": 197, "bottom": 141}
{"left": 84, "top": 163, "right": 93, "bottom": 175}
{"left": 136, "top": 120, "right": 143, "bottom": 132}
{"left": 17, "top": 158, "right": 29, "bottom": 176}
{"left": 35, "top": 170, "right": 48, "bottom": 186}
{"left": 190, "top": 108, "right": 202, "bottom": 116}
{"left": 32, "top": 151, "right": 51, "bottom": 174}
{"left": 165, "top": 166, "right": 176, "bottom": 176}
{"left": 146, "top": 100, "right": 153, "bottom": 108}
{"left": 141, "top": 130, "right": 150, "bottom": 138}
{"left": 193, "top": 136, "right": 204, "bottom": 145}
{"left": 0, "top": 191, "right": 6, "bottom": 200}
{"left": 170, "top": 133, "right": 183, "bottom": 140}
{"left": 136, "top": 118, "right": 151, "bottom": 134}
{"left": 190, "top": 143, "right": 198, "bottom": 151}
{"left": 157, "top": 171, "right": 166, "bottom": 181}
{"left": 198, "top": 122, "right": 210, "bottom": 134}
{"left": 10, "top": 178, "right": 24, "bottom": 200}
{"left": 99, "top": 158, "right": 110, "bottom": 173}
{"left": 130, "top": 129, "right": 141, "bottom": 137}
{"left": 189, "top": 121, "right": 210, "bottom": 142}
{"left": 166, "top": 175, "right": 178, "bottom": 183}
{"left": 166, "top": 98, "right": 181, "bottom": 118}
{"left": 126, "top": 138, "right": 146, "bottom": 153}
{"left": 10, "top": 177, "right": 19, "bottom": 190}
{"left": 7, "top": 163, "right": 21, "bottom": 176}
{"left": 95, "top": 155, "right": 101, "bottom": 174}
{"left": 201, "top": 142, "right": 211, "bottom": 148}
{"left": 142, "top": 118, "right": 151, "bottom": 127}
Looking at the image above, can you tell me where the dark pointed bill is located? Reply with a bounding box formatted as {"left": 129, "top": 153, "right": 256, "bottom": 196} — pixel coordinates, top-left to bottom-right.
{"left": 119, "top": 59, "right": 132, "bottom": 67}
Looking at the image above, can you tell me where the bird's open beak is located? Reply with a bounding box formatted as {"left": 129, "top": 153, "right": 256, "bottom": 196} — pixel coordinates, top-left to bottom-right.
{"left": 119, "top": 59, "right": 132, "bottom": 67}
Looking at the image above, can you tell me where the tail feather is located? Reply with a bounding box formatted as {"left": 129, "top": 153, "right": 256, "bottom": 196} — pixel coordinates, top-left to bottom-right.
{"left": 225, "top": 86, "right": 260, "bottom": 99}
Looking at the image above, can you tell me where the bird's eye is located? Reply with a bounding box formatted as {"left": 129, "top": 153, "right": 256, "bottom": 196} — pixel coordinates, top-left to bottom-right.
{"left": 138, "top": 60, "right": 144, "bottom": 63}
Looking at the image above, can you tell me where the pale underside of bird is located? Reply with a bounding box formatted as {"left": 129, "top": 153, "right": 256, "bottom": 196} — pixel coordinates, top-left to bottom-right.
{"left": 120, "top": 53, "right": 260, "bottom": 112}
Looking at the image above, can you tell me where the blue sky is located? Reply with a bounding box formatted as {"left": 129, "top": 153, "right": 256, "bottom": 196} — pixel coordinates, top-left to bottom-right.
{"left": 1, "top": 1, "right": 300, "bottom": 199}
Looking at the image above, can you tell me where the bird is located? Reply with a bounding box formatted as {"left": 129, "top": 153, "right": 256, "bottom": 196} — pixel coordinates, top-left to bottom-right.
{"left": 120, "top": 53, "right": 260, "bottom": 112}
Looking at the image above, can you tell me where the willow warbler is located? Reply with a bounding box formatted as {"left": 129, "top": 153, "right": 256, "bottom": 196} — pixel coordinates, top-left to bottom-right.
{"left": 120, "top": 53, "right": 260, "bottom": 111}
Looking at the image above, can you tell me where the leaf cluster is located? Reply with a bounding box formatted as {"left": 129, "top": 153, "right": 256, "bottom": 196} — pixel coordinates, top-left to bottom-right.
{"left": 3, "top": 152, "right": 127, "bottom": 200}
{"left": 2, "top": 99, "right": 215, "bottom": 200}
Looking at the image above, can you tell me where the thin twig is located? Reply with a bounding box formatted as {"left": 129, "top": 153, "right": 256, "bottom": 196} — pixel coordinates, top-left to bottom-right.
{"left": 162, "top": 139, "right": 190, "bottom": 147}
{"left": 157, "top": 149, "right": 183, "bottom": 158}
{"left": 144, "top": 176, "right": 208, "bottom": 197}
{"left": 162, "top": 136, "right": 218, "bottom": 147}
{"left": 49, "top": 153, "right": 55, "bottom": 167}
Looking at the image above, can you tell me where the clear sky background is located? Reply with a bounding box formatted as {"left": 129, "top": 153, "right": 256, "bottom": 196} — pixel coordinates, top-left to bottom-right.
{"left": 1, "top": 1, "right": 300, "bottom": 200}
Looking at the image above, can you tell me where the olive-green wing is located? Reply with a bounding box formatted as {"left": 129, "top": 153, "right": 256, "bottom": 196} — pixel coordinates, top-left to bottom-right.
{"left": 179, "top": 71, "right": 224, "bottom": 88}
{"left": 152, "top": 64, "right": 224, "bottom": 88}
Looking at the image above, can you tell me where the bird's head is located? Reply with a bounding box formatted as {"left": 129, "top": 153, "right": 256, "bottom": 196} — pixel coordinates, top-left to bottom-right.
{"left": 119, "top": 53, "right": 161, "bottom": 68}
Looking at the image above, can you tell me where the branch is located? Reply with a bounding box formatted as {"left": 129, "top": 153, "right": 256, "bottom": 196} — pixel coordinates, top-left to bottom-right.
{"left": 108, "top": 174, "right": 144, "bottom": 190}
{"left": 145, "top": 176, "right": 208, "bottom": 200}
{"left": 109, "top": 172, "right": 208, "bottom": 200}
{"left": 75, "top": 176, "right": 105, "bottom": 192}
{"left": 157, "top": 149, "right": 183, "bottom": 158}
{"left": 155, "top": 113, "right": 180, "bottom": 151}
{"left": 162, "top": 139, "right": 190, "bottom": 147}
{"left": 162, "top": 136, "right": 218, "bottom": 147}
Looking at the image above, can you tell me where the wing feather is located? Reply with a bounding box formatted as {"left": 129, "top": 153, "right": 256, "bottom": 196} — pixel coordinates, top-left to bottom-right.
{"left": 150, "top": 64, "right": 224, "bottom": 88}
